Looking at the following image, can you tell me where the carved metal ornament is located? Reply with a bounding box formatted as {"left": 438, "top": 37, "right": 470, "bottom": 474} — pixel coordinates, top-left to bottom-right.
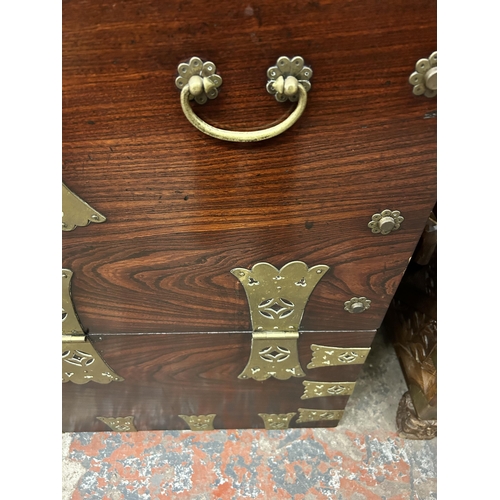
{"left": 368, "top": 210, "right": 404, "bottom": 235}
{"left": 296, "top": 408, "right": 344, "bottom": 424}
{"left": 409, "top": 51, "right": 437, "bottom": 98}
{"left": 97, "top": 416, "right": 137, "bottom": 432}
{"left": 231, "top": 261, "right": 329, "bottom": 381}
{"left": 307, "top": 344, "right": 371, "bottom": 369}
{"left": 62, "top": 183, "right": 106, "bottom": 231}
{"left": 179, "top": 414, "right": 216, "bottom": 431}
{"left": 396, "top": 391, "right": 437, "bottom": 440}
{"left": 62, "top": 269, "right": 123, "bottom": 384}
{"left": 301, "top": 381, "right": 356, "bottom": 400}
{"left": 344, "top": 297, "right": 371, "bottom": 314}
{"left": 258, "top": 413, "right": 296, "bottom": 430}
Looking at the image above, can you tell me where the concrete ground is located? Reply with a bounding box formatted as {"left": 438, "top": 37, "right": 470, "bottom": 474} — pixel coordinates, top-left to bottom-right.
{"left": 62, "top": 329, "right": 437, "bottom": 499}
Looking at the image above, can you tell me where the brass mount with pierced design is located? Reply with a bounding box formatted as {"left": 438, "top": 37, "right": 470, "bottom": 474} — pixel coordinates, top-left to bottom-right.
{"left": 231, "top": 261, "right": 329, "bottom": 381}
{"left": 62, "top": 269, "right": 123, "bottom": 384}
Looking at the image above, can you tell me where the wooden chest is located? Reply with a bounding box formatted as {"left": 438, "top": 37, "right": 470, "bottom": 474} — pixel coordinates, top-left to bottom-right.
{"left": 62, "top": 0, "right": 436, "bottom": 432}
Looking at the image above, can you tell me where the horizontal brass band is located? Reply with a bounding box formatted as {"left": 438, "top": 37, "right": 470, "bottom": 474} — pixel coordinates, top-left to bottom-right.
{"left": 296, "top": 408, "right": 344, "bottom": 424}
{"left": 307, "top": 344, "right": 371, "bottom": 369}
{"left": 301, "top": 381, "right": 356, "bottom": 399}
{"left": 62, "top": 182, "right": 106, "bottom": 231}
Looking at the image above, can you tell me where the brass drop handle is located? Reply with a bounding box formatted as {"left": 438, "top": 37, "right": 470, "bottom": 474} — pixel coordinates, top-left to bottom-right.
{"left": 175, "top": 56, "right": 312, "bottom": 142}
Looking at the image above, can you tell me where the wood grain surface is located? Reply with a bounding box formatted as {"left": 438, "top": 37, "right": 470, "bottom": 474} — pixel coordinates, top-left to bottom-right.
{"left": 63, "top": 0, "right": 436, "bottom": 335}
{"left": 62, "top": 330, "right": 376, "bottom": 432}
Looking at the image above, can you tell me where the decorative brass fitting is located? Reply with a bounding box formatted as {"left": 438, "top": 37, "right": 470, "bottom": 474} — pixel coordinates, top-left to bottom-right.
{"left": 231, "top": 261, "right": 329, "bottom": 381}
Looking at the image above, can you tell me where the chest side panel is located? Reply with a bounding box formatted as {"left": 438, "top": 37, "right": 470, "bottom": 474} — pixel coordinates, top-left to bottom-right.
{"left": 63, "top": 0, "right": 436, "bottom": 334}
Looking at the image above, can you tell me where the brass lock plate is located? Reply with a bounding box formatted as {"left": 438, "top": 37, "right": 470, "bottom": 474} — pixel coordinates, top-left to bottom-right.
{"left": 231, "top": 261, "right": 329, "bottom": 381}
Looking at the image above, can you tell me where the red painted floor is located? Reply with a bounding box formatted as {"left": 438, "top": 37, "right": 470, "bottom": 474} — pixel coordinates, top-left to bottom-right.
{"left": 62, "top": 332, "right": 437, "bottom": 499}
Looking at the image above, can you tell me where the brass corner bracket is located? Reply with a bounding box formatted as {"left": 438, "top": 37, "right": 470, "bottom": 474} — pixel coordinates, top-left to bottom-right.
{"left": 62, "top": 183, "right": 106, "bottom": 231}
{"left": 231, "top": 261, "right": 329, "bottom": 381}
{"left": 62, "top": 269, "right": 123, "bottom": 384}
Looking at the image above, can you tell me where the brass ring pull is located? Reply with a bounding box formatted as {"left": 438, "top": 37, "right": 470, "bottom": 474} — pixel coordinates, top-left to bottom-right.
{"left": 175, "top": 56, "right": 312, "bottom": 142}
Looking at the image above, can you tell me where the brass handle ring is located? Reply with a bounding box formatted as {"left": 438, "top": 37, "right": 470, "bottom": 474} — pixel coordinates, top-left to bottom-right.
{"left": 175, "top": 56, "right": 312, "bottom": 142}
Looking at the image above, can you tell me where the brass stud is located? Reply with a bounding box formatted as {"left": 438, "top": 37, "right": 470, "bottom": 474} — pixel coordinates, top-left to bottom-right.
{"left": 368, "top": 210, "right": 404, "bottom": 235}
{"left": 344, "top": 297, "right": 371, "bottom": 314}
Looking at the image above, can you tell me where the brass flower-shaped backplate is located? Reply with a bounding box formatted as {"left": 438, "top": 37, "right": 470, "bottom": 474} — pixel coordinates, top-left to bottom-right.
{"left": 266, "top": 56, "right": 312, "bottom": 102}
{"left": 409, "top": 51, "right": 437, "bottom": 98}
{"left": 344, "top": 297, "right": 371, "bottom": 314}
{"left": 368, "top": 209, "right": 404, "bottom": 235}
{"left": 175, "top": 57, "right": 223, "bottom": 104}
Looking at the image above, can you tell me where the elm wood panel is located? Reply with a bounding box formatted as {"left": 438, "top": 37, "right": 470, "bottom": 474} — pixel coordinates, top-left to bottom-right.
{"left": 63, "top": 0, "right": 436, "bottom": 215}
{"left": 62, "top": 330, "right": 375, "bottom": 432}
{"left": 63, "top": 223, "right": 422, "bottom": 334}
{"left": 61, "top": 124, "right": 435, "bottom": 235}
{"left": 62, "top": 0, "right": 436, "bottom": 134}
{"left": 62, "top": 0, "right": 436, "bottom": 333}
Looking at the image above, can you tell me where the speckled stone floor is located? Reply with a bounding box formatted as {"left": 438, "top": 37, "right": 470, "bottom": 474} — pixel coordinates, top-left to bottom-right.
{"left": 62, "top": 330, "right": 437, "bottom": 499}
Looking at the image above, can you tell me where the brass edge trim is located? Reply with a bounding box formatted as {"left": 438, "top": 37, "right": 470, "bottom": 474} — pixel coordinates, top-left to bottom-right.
{"left": 179, "top": 414, "right": 216, "bottom": 431}
{"left": 96, "top": 416, "right": 137, "bottom": 432}
{"left": 258, "top": 413, "right": 296, "bottom": 430}
{"left": 301, "top": 381, "right": 356, "bottom": 399}
{"left": 296, "top": 408, "right": 344, "bottom": 424}
{"left": 307, "top": 345, "right": 371, "bottom": 369}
